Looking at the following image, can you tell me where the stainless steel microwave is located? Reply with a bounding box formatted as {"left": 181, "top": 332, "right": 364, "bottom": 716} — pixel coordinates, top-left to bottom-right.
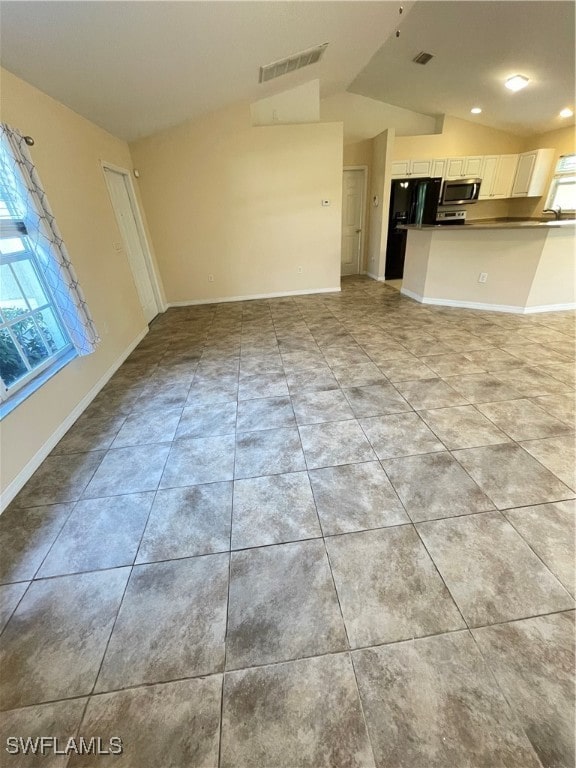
{"left": 440, "top": 178, "right": 482, "bottom": 205}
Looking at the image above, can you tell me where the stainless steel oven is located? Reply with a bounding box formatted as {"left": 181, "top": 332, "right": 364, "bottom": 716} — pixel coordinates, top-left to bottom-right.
{"left": 440, "top": 178, "right": 481, "bottom": 205}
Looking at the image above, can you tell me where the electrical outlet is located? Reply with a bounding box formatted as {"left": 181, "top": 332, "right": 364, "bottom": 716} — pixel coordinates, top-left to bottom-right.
{"left": 208, "top": 274, "right": 214, "bottom": 282}
{"left": 478, "top": 272, "right": 488, "bottom": 284}
{"left": 297, "top": 266, "right": 303, "bottom": 274}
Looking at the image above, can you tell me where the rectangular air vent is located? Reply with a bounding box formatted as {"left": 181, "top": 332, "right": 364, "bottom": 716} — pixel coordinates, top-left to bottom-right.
{"left": 259, "top": 43, "right": 328, "bottom": 83}
{"left": 413, "top": 51, "right": 434, "bottom": 65}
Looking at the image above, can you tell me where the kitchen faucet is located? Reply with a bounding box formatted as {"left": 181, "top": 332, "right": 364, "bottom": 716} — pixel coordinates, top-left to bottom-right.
{"left": 542, "top": 207, "right": 562, "bottom": 220}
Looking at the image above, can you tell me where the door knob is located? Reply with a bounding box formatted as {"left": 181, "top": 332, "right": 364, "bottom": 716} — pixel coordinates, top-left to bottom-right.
{"left": 356, "top": 229, "right": 362, "bottom": 233}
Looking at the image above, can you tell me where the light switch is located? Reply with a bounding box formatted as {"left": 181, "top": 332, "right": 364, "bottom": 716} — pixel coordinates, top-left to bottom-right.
{"left": 321, "top": 199, "right": 330, "bottom": 206}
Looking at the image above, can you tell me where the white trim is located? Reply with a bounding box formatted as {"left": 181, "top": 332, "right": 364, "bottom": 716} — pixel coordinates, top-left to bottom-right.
{"left": 100, "top": 161, "right": 167, "bottom": 314}
{"left": 0, "top": 328, "right": 148, "bottom": 512}
{"left": 400, "top": 287, "right": 576, "bottom": 314}
{"left": 168, "top": 286, "right": 342, "bottom": 307}
{"left": 342, "top": 165, "right": 368, "bottom": 276}
{"left": 364, "top": 271, "right": 383, "bottom": 281}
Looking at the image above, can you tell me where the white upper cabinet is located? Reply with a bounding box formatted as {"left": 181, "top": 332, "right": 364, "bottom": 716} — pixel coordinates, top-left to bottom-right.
{"left": 432, "top": 159, "right": 446, "bottom": 178}
{"left": 463, "top": 156, "right": 484, "bottom": 177}
{"left": 390, "top": 160, "right": 411, "bottom": 178}
{"left": 479, "top": 155, "right": 518, "bottom": 199}
{"left": 511, "top": 149, "right": 555, "bottom": 197}
{"left": 390, "top": 159, "right": 434, "bottom": 178}
{"left": 445, "top": 157, "right": 467, "bottom": 178}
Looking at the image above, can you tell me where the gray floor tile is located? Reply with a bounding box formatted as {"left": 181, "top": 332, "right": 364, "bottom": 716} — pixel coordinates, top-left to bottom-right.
{"left": 442, "top": 372, "right": 521, "bottom": 403}
{"left": 174, "top": 400, "right": 237, "bottom": 439}
{"left": 505, "top": 500, "right": 575, "bottom": 594}
{"left": 235, "top": 427, "right": 305, "bottom": 478}
{"left": 417, "top": 511, "right": 574, "bottom": 626}
{"left": 53, "top": 412, "right": 126, "bottom": 454}
{"left": 323, "top": 347, "right": 372, "bottom": 368}
{"left": 494, "top": 366, "right": 571, "bottom": 396}
{"left": 521, "top": 434, "right": 576, "bottom": 490}
{"left": 38, "top": 493, "right": 153, "bottom": 577}
{"left": 532, "top": 392, "right": 576, "bottom": 426}
{"left": 299, "top": 419, "right": 376, "bottom": 469}
{"left": 0, "top": 569, "right": 129, "bottom": 709}
{"left": 419, "top": 405, "right": 510, "bottom": 449}
{"left": 0, "top": 581, "right": 28, "bottom": 633}
{"left": 111, "top": 407, "right": 182, "bottom": 448}
{"left": 226, "top": 540, "right": 346, "bottom": 669}
{"left": 291, "top": 389, "right": 354, "bottom": 425}
{"left": 377, "top": 357, "right": 437, "bottom": 382}
{"left": 473, "top": 612, "right": 575, "bottom": 768}
{"left": 342, "top": 382, "right": 411, "bottom": 417}
{"left": 326, "top": 527, "right": 465, "bottom": 647}
{"left": 353, "top": 632, "right": 542, "bottom": 768}
{"left": 15, "top": 452, "right": 106, "bottom": 507}
{"left": 541, "top": 361, "right": 576, "bottom": 387}
{"left": 477, "top": 398, "right": 573, "bottom": 441}
{"left": 309, "top": 461, "right": 408, "bottom": 535}
{"left": 137, "top": 483, "right": 232, "bottom": 562}
{"left": 83, "top": 445, "right": 170, "bottom": 498}
{"left": 383, "top": 452, "right": 495, "bottom": 522}
{"left": 0, "top": 503, "right": 73, "bottom": 584}
{"left": 394, "top": 378, "right": 468, "bottom": 409}
{"left": 330, "top": 362, "right": 386, "bottom": 388}
{"left": 238, "top": 372, "right": 289, "bottom": 400}
{"left": 286, "top": 366, "right": 340, "bottom": 393}
{"left": 236, "top": 396, "right": 295, "bottom": 432}
{"left": 221, "top": 654, "right": 375, "bottom": 768}
{"left": 0, "top": 699, "right": 87, "bottom": 768}
{"left": 453, "top": 443, "right": 574, "bottom": 509}
{"left": 360, "top": 412, "right": 445, "bottom": 459}
{"left": 231, "top": 472, "right": 320, "bottom": 549}
{"left": 160, "top": 435, "right": 235, "bottom": 487}
{"left": 68, "top": 677, "right": 222, "bottom": 768}
{"left": 420, "top": 352, "right": 485, "bottom": 377}
{"left": 96, "top": 554, "right": 228, "bottom": 690}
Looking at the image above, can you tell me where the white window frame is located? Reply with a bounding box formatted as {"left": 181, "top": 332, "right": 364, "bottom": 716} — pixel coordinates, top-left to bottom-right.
{"left": 545, "top": 153, "right": 576, "bottom": 215}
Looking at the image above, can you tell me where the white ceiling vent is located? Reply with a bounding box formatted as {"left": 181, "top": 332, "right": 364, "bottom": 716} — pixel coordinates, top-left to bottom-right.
{"left": 259, "top": 43, "right": 328, "bottom": 83}
{"left": 413, "top": 51, "right": 434, "bottom": 65}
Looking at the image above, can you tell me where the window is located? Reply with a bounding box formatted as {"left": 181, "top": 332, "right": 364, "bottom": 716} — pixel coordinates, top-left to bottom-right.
{"left": 545, "top": 153, "right": 576, "bottom": 214}
{"left": 0, "top": 124, "right": 99, "bottom": 411}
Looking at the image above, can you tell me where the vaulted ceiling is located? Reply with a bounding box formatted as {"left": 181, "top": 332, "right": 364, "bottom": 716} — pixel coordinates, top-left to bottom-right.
{"left": 0, "top": 1, "right": 573, "bottom": 142}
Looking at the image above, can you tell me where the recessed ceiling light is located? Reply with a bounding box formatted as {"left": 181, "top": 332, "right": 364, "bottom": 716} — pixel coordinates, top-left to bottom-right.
{"left": 505, "top": 74, "right": 529, "bottom": 92}
{"left": 560, "top": 107, "right": 574, "bottom": 118}
{"left": 470, "top": 107, "right": 482, "bottom": 114}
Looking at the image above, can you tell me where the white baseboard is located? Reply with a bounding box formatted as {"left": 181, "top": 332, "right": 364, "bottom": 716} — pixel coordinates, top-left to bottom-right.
{"left": 400, "top": 287, "right": 576, "bottom": 314}
{"left": 0, "top": 328, "right": 148, "bottom": 512}
{"left": 364, "top": 271, "right": 384, "bottom": 281}
{"left": 168, "top": 286, "right": 341, "bottom": 307}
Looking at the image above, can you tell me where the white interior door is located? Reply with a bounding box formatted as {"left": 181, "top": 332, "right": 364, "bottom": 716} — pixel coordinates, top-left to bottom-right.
{"left": 341, "top": 169, "right": 365, "bottom": 276}
{"left": 104, "top": 167, "right": 158, "bottom": 323}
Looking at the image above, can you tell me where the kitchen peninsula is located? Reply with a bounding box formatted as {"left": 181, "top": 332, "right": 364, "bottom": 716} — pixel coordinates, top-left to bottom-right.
{"left": 399, "top": 220, "right": 575, "bottom": 313}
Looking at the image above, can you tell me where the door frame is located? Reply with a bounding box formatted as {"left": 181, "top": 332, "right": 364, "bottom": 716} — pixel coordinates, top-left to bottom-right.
{"left": 342, "top": 165, "right": 368, "bottom": 275}
{"left": 101, "top": 160, "right": 166, "bottom": 315}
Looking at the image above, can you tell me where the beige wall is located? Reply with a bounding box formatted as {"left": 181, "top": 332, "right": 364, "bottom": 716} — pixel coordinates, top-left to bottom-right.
{"left": 510, "top": 125, "right": 576, "bottom": 219}
{"left": 130, "top": 105, "right": 343, "bottom": 303}
{"left": 368, "top": 129, "right": 395, "bottom": 279}
{"left": 0, "top": 68, "right": 152, "bottom": 502}
{"left": 401, "top": 226, "right": 575, "bottom": 311}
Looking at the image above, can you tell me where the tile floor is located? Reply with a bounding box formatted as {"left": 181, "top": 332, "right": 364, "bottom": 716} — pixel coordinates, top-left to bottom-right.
{"left": 1, "top": 275, "right": 575, "bottom": 767}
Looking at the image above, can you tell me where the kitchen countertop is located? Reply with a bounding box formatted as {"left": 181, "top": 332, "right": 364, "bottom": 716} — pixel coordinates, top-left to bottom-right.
{"left": 399, "top": 218, "right": 575, "bottom": 230}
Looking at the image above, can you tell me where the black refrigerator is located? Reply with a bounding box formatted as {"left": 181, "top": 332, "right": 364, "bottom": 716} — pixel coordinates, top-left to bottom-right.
{"left": 385, "top": 177, "right": 442, "bottom": 279}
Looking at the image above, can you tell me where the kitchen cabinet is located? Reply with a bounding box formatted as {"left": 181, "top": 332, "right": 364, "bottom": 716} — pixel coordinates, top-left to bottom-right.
{"left": 478, "top": 155, "right": 518, "bottom": 199}
{"left": 511, "top": 149, "right": 555, "bottom": 197}
{"left": 445, "top": 157, "right": 466, "bottom": 178}
{"left": 390, "top": 159, "right": 434, "bottom": 178}
{"left": 463, "top": 156, "right": 484, "bottom": 177}
{"left": 432, "top": 159, "right": 446, "bottom": 178}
